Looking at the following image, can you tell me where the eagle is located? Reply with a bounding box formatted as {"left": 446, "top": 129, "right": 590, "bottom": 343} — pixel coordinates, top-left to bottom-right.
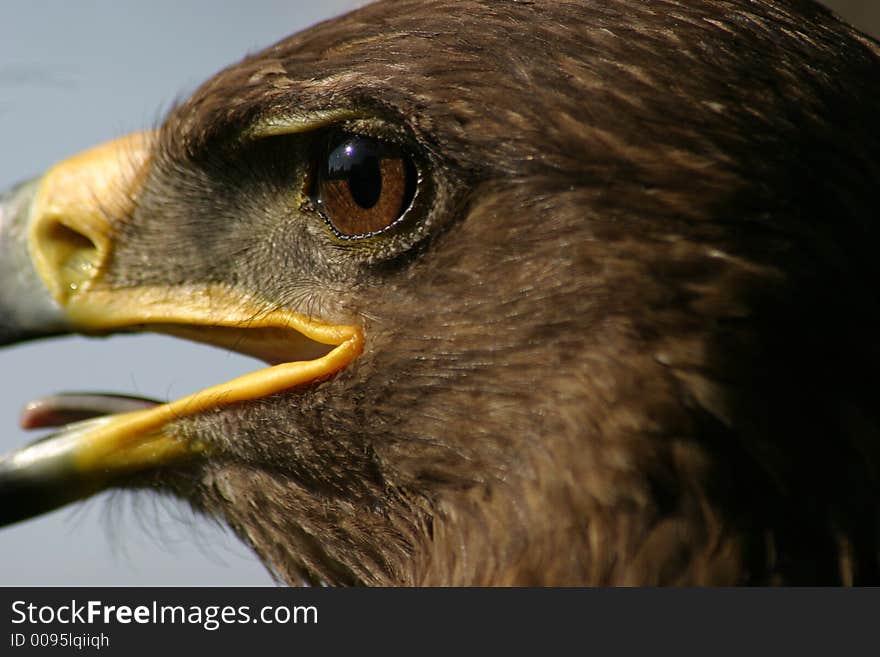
{"left": 1, "top": 0, "right": 878, "bottom": 586}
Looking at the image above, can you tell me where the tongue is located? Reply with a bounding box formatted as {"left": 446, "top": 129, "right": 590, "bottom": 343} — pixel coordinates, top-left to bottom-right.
{"left": 20, "top": 393, "right": 159, "bottom": 430}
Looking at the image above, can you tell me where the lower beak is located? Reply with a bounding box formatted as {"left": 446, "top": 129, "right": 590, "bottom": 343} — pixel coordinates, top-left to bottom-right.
{"left": 0, "top": 133, "right": 363, "bottom": 526}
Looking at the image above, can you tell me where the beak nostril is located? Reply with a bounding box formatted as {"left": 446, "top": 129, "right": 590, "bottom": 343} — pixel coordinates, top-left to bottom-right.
{"left": 43, "top": 220, "right": 102, "bottom": 293}
{"left": 25, "top": 131, "right": 152, "bottom": 305}
{"left": 49, "top": 222, "right": 96, "bottom": 253}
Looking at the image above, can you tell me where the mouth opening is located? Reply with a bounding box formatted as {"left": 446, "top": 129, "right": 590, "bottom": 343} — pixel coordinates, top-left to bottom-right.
{"left": 18, "top": 322, "right": 339, "bottom": 433}
{"left": 0, "top": 313, "right": 363, "bottom": 527}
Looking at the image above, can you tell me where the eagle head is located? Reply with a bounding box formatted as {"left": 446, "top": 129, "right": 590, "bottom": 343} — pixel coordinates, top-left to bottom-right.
{"left": 1, "top": 0, "right": 879, "bottom": 585}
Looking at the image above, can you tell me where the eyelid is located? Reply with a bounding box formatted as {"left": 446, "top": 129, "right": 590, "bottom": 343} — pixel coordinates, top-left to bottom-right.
{"left": 244, "top": 110, "right": 418, "bottom": 155}
{"left": 244, "top": 110, "right": 364, "bottom": 141}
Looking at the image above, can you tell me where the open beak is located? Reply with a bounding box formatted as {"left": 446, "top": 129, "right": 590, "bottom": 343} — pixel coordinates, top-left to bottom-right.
{"left": 0, "top": 132, "right": 363, "bottom": 526}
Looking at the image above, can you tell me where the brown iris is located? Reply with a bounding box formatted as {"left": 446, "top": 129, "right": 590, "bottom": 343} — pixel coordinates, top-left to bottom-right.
{"left": 315, "top": 135, "right": 416, "bottom": 238}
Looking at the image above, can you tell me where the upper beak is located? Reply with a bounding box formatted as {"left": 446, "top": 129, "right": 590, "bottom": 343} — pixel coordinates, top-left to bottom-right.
{"left": 0, "top": 133, "right": 363, "bottom": 526}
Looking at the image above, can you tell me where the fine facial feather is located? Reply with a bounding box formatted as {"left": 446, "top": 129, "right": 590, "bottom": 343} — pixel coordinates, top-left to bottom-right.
{"left": 6, "top": 0, "right": 880, "bottom": 584}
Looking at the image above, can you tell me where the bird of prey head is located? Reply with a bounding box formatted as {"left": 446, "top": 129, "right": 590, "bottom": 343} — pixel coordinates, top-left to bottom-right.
{"left": 1, "top": 0, "right": 879, "bottom": 585}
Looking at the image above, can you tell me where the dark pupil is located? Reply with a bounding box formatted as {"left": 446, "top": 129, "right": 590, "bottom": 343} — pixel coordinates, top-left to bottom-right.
{"left": 327, "top": 138, "right": 382, "bottom": 209}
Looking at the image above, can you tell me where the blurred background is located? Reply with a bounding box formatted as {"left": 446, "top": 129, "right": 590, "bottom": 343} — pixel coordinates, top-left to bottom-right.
{"left": 0, "top": 1, "right": 877, "bottom": 585}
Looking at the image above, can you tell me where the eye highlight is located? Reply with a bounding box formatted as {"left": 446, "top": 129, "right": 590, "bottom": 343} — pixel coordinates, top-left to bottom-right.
{"left": 314, "top": 134, "right": 417, "bottom": 239}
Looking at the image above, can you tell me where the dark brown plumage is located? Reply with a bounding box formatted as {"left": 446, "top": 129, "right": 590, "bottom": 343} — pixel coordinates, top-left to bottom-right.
{"left": 1, "top": 0, "right": 879, "bottom": 585}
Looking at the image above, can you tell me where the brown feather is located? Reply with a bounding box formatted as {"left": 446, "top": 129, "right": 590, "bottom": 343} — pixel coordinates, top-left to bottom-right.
{"left": 106, "top": 0, "right": 880, "bottom": 584}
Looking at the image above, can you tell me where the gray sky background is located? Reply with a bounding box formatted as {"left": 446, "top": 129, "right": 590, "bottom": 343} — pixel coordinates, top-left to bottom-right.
{"left": 0, "top": 1, "right": 876, "bottom": 585}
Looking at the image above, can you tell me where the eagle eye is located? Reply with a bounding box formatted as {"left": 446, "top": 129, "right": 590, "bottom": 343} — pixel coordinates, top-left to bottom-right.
{"left": 314, "top": 134, "right": 417, "bottom": 239}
